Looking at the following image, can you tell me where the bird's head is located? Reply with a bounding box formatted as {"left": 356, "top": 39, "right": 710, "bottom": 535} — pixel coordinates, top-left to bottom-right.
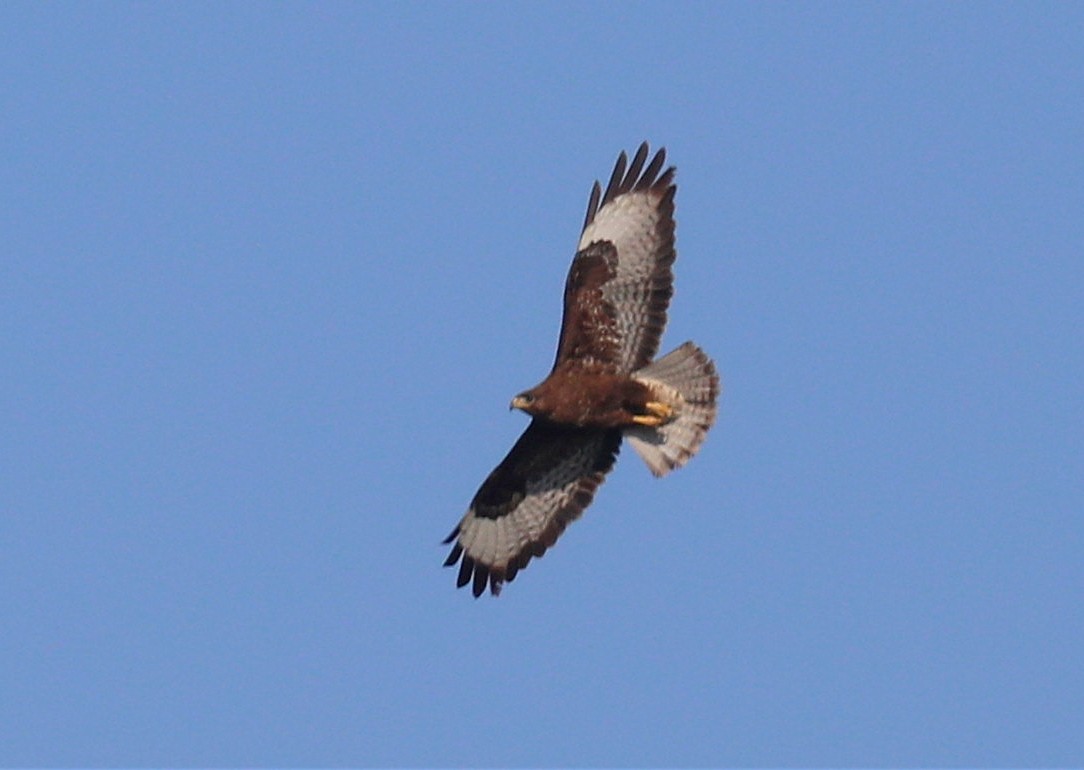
{"left": 510, "top": 389, "right": 543, "bottom": 416}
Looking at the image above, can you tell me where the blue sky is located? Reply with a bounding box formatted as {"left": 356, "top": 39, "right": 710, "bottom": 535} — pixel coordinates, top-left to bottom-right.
{"left": 2, "top": 3, "right": 1082, "bottom": 765}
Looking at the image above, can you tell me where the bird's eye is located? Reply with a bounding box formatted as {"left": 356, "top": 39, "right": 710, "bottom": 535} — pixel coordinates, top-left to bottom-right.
{"left": 519, "top": 393, "right": 533, "bottom": 404}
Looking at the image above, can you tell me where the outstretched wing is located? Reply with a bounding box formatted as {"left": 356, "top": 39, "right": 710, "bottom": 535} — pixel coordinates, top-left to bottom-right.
{"left": 443, "top": 420, "right": 621, "bottom": 597}
{"left": 552, "top": 142, "right": 676, "bottom": 374}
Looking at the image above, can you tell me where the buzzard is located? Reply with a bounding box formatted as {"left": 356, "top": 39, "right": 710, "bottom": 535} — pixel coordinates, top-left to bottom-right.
{"left": 443, "top": 143, "right": 719, "bottom": 596}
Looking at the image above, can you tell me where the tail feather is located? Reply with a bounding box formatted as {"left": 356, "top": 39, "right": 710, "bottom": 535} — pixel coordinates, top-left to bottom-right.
{"left": 626, "top": 342, "right": 719, "bottom": 477}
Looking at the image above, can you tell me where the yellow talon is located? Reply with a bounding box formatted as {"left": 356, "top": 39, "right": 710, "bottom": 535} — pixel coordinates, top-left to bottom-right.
{"left": 646, "top": 401, "right": 673, "bottom": 420}
{"left": 632, "top": 401, "right": 675, "bottom": 427}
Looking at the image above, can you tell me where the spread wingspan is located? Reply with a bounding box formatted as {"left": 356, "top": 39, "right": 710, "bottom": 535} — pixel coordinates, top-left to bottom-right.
{"left": 444, "top": 143, "right": 717, "bottom": 597}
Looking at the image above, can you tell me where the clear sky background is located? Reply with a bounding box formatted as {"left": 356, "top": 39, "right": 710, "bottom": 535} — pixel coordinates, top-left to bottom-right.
{"left": 2, "top": 3, "right": 1082, "bottom": 766}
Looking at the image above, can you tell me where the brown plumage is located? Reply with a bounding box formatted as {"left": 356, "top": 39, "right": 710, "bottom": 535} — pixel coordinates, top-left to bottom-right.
{"left": 443, "top": 143, "right": 720, "bottom": 596}
{"left": 513, "top": 367, "right": 658, "bottom": 428}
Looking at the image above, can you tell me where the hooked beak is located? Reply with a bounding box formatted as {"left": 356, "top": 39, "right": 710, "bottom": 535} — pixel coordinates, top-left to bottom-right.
{"left": 510, "top": 395, "right": 531, "bottom": 412}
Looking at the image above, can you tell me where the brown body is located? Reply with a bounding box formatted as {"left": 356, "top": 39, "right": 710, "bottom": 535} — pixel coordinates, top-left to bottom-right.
{"left": 513, "top": 364, "right": 660, "bottom": 428}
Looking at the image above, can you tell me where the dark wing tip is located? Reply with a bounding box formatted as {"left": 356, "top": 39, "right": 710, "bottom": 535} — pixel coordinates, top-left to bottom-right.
{"left": 456, "top": 554, "right": 473, "bottom": 588}
{"left": 471, "top": 561, "right": 489, "bottom": 597}
{"left": 638, "top": 148, "right": 669, "bottom": 193}
{"left": 582, "top": 180, "right": 602, "bottom": 233}
{"left": 622, "top": 142, "right": 650, "bottom": 193}
{"left": 603, "top": 149, "right": 628, "bottom": 204}
{"left": 583, "top": 143, "right": 674, "bottom": 231}
{"left": 442, "top": 540, "right": 463, "bottom": 567}
{"left": 444, "top": 536, "right": 506, "bottom": 597}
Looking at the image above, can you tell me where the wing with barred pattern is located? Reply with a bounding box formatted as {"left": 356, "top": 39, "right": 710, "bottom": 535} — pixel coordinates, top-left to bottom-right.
{"left": 552, "top": 142, "right": 676, "bottom": 374}
{"left": 442, "top": 420, "right": 621, "bottom": 597}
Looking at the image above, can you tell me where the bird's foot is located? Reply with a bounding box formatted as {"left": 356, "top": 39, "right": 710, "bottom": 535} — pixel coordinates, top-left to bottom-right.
{"left": 632, "top": 401, "right": 675, "bottom": 427}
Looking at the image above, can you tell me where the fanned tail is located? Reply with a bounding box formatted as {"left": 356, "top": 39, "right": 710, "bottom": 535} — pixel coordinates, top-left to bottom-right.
{"left": 625, "top": 342, "right": 719, "bottom": 477}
